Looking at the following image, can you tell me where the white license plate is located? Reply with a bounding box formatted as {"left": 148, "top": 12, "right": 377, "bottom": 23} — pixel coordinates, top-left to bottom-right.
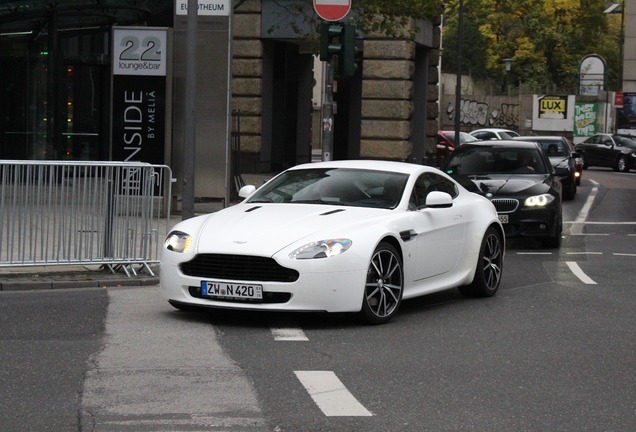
{"left": 201, "top": 281, "right": 263, "bottom": 300}
{"left": 498, "top": 214, "right": 509, "bottom": 224}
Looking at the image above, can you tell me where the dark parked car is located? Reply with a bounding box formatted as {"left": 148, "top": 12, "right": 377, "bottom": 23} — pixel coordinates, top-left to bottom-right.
{"left": 575, "top": 133, "right": 636, "bottom": 173}
{"left": 445, "top": 141, "right": 563, "bottom": 248}
{"left": 436, "top": 130, "right": 479, "bottom": 164}
{"left": 515, "top": 136, "right": 578, "bottom": 200}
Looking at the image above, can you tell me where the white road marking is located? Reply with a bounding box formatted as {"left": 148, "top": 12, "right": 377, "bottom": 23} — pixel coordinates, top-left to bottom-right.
{"left": 570, "top": 180, "right": 599, "bottom": 235}
{"left": 566, "top": 262, "right": 597, "bottom": 285}
{"left": 566, "top": 252, "right": 603, "bottom": 255}
{"left": 613, "top": 253, "right": 636, "bottom": 257}
{"left": 294, "top": 371, "right": 373, "bottom": 417}
{"left": 516, "top": 252, "right": 553, "bottom": 255}
{"left": 271, "top": 327, "right": 309, "bottom": 341}
{"left": 566, "top": 221, "right": 636, "bottom": 225}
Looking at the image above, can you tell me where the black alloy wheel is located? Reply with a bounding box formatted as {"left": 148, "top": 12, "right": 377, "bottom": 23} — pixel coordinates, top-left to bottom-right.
{"left": 459, "top": 226, "right": 503, "bottom": 297}
{"left": 360, "top": 242, "right": 404, "bottom": 325}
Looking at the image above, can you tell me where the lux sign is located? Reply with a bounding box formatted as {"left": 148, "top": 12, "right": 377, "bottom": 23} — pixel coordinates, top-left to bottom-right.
{"left": 538, "top": 95, "right": 568, "bottom": 120}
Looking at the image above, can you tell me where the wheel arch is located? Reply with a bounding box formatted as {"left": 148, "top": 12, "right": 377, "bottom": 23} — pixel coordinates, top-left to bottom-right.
{"left": 377, "top": 235, "right": 404, "bottom": 263}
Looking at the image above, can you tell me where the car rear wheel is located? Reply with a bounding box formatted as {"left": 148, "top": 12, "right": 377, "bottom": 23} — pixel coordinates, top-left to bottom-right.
{"left": 615, "top": 156, "right": 628, "bottom": 173}
{"left": 459, "top": 226, "right": 503, "bottom": 297}
{"left": 580, "top": 152, "right": 589, "bottom": 169}
{"left": 360, "top": 242, "right": 403, "bottom": 325}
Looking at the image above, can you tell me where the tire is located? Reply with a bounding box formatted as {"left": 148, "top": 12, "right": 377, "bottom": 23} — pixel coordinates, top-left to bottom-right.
{"left": 359, "top": 242, "right": 404, "bottom": 325}
{"left": 580, "top": 152, "right": 589, "bottom": 169}
{"left": 615, "top": 156, "right": 628, "bottom": 173}
{"left": 459, "top": 226, "right": 503, "bottom": 297}
{"left": 563, "top": 179, "right": 576, "bottom": 200}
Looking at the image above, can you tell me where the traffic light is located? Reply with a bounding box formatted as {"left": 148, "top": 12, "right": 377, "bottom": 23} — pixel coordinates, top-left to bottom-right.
{"left": 339, "top": 23, "right": 357, "bottom": 79}
{"left": 319, "top": 22, "right": 343, "bottom": 61}
{"left": 319, "top": 22, "right": 358, "bottom": 79}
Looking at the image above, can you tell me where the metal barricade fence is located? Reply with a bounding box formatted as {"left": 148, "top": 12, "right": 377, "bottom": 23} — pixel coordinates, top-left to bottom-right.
{"left": 0, "top": 160, "right": 173, "bottom": 275}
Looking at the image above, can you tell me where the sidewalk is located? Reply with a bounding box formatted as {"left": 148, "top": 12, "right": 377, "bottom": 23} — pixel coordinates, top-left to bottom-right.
{"left": 0, "top": 264, "right": 160, "bottom": 291}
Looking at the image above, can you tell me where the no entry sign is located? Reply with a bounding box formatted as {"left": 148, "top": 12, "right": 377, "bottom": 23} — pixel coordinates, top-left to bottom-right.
{"left": 314, "top": 0, "right": 351, "bottom": 22}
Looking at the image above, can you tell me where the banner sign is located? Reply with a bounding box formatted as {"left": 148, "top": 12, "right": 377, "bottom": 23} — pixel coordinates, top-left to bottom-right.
{"left": 538, "top": 95, "right": 568, "bottom": 120}
{"left": 111, "top": 27, "right": 168, "bottom": 164}
{"left": 176, "top": 0, "right": 230, "bottom": 16}
{"left": 573, "top": 103, "right": 598, "bottom": 138}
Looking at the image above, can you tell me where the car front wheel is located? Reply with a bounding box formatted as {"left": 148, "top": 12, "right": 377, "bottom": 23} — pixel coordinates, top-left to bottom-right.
{"left": 360, "top": 242, "right": 403, "bottom": 325}
{"left": 459, "top": 226, "right": 503, "bottom": 297}
{"left": 615, "top": 155, "right": 628, "bottom": 173}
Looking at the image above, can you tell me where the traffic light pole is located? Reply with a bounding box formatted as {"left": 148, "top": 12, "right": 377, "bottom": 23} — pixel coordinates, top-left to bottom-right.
{"left": 321, "top": 60, "right": 334, "bottom": 161}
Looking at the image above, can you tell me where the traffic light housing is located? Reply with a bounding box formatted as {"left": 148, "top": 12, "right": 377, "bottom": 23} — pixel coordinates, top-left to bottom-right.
{"left": 319, "top": 22, "right": 358, "bottom": 79}
{"left": 339, "top": 23, "right": 357, "bottom": 79}
{"left": 320, "top": 22, "right": 342, "bottom": 61}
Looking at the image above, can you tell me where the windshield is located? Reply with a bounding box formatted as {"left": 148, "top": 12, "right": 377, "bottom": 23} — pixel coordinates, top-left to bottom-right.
{"left": 499, "top": 130, "right": 520, "bottom": 139}
{"left": 615, "top": 136, "right": 636, "bottom": 148}
{"left": 537, "top": 140, "right": 567, "bottom": 157}
{"left": 446, "top": 147, "right": 548, "bottom": 176}
{"left": 246, "top": 168, "right": 409, "bottom": 209}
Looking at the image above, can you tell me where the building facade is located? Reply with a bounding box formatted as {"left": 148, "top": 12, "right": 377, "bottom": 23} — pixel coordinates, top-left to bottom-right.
{"left": 0, "top": 1, "right": 441, "bottom": 199}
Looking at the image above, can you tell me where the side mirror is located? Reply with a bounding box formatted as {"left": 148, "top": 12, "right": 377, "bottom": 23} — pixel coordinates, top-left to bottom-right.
{"left": 425, "top": 191, "right": 453, "bottom": 208}
{"left": 238, "top": 185, "right": 257, "bottom": 198}
{"left": 554, "top": 166, "right": 569, "bottom": 177}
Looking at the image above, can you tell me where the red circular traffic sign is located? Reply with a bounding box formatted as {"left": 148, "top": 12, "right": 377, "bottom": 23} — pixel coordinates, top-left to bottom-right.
{"left": 314, "top": 0, "right": 351, "bottom": 22}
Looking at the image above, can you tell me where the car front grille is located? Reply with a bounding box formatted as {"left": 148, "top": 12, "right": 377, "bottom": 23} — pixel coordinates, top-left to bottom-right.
{"left": 180, "top": 254, "right": 299, "bottom": 283}
{"left": 491, "top": 198, "right": 519, "bottom": 213}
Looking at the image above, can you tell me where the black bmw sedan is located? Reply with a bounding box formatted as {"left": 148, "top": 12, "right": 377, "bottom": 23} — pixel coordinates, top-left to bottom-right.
{"left": 575, "top": 133, "right": 636, "bottom": 173}
{"left": 445, "top": 141, "right": 563, "bottom": 248}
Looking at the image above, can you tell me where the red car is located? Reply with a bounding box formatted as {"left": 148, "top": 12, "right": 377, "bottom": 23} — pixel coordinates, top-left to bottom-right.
{"left": 436, "top": 130, "right": 479, "bottom": 165}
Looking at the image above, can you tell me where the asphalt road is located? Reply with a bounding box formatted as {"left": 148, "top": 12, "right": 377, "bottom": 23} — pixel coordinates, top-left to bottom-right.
{"left": 1, "top": 167, "right": 634, "bottom": 431}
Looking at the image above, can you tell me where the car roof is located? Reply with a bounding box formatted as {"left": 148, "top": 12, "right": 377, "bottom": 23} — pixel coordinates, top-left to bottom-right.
{"left": 515, "top": 136, "right": 565, "bottom": 140}
{"left": 456, "top": 140, "right": 540, "bottom": 149}
{"left": 471, "top": 128, "right": 517, "bottom": 132}
{"left": 288, "top": 159, "right": 433, "bottom": 175}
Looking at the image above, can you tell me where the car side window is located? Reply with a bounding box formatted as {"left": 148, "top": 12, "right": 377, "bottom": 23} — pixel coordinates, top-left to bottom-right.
{"left": 409, "top": 173, "right": 458, "bottom": 209}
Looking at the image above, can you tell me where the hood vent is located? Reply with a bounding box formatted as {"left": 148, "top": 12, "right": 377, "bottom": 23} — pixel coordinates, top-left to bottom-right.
{"left": 320, "top": 209, "right": 346, "bottom": 216}
{"left": 245, "top": 206, "right": 262, "bottom": 212}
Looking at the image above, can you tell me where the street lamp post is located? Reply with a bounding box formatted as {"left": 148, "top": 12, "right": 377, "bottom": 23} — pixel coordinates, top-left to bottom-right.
{"left": 454, "top": 0, "right": 463, "bottom": 151}
{"left": 604, "top": 2, "right": 624, "bottom": 90}
{"left": 502, "top": 58, "right": 513, "bottom": 96}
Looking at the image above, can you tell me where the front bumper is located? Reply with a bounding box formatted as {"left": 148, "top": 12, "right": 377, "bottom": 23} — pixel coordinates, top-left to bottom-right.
{"left": 159, "top": 260, "right": 367, "bottom": 313}
{"left": 496, "top": 202, "right": 560, "bottom": 239}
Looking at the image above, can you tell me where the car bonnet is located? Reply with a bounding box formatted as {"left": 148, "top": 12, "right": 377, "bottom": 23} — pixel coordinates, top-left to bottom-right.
{"left": 193, "top": 203, "right": 389, "bottom": 256}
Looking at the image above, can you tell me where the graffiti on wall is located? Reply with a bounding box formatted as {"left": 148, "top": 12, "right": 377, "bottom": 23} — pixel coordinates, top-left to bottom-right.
{"left": 446, "top": 99, "right": 520, "bottom": 129}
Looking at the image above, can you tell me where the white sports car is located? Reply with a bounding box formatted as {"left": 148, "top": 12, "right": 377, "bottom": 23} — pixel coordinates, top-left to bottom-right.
{"left": 160, "top": 160, "right": 504, "bottom": 324}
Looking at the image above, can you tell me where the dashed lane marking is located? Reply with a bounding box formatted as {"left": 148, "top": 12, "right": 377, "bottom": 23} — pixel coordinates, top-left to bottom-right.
{"left": 294, "top": 371, "right": 373, "bottom": 417}
{"left": 516, "top": 252, "right": 553, "bottom": 255}
{"left": 271, "top": 327, "right": 309, "bottom": 341}
{"left": 566, "top": 261, "right": 597, "bottom": 285}
{"left": 566, "top": 252, "right": 603, "bottom": 255}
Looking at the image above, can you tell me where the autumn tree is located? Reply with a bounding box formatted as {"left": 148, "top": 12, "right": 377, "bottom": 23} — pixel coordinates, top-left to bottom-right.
{"left": 441, "top": 0, "right": 622, "bottom": 93}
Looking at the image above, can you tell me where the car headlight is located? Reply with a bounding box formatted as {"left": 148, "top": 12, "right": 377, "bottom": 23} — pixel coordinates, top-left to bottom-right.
{"left": 524, "top": 194, "right": 555, "bottom": 207}
{"left": 289, "top": 239, "right": 352, "bottom": 259}
{"left": 164, "top": 231, "right": 192, "bottom": 253}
